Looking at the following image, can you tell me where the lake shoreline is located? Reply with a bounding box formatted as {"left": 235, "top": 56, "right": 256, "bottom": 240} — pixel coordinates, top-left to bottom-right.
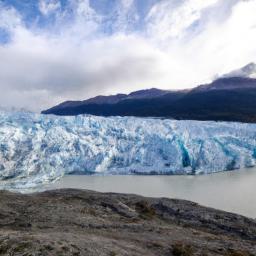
{"left": 0, "top": 188, "right": 255, "bottom": 255}
{"left": 43, "top": 167, "right": 256, "bottom": 219}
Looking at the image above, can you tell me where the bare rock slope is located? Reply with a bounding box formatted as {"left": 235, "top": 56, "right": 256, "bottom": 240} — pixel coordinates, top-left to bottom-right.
{"left": 0, "top": 189, "right": 256, "bottom": 256}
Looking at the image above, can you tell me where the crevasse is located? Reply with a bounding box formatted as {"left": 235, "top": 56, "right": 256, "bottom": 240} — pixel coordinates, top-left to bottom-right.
{"left": 0, "top": 111, "right": 256, "bottom": 188}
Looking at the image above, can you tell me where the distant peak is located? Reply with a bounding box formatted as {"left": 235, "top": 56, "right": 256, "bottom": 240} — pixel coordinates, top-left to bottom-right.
{"left": 221, "top": 62, "right": 256, "bottom": 79}
{"left": 241, "top": 62, "right": 256, "bottom": 72}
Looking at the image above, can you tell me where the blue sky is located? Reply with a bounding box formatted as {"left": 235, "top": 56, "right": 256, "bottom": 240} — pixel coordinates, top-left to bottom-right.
{"left": 0, "top": 0, "right": 159, "bottom": 38}
{"left": 0, "top": 0, "right": 256, "bottom": 111}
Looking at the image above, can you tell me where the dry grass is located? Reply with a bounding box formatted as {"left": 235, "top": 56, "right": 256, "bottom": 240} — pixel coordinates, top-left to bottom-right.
{"left": 171, "top": 242, "right": 194, "bottom": 256}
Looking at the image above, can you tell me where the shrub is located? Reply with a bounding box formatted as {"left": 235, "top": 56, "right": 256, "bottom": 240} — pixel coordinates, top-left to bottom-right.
{"left": 172, "top": 242, "right": 194, "bottom": 256}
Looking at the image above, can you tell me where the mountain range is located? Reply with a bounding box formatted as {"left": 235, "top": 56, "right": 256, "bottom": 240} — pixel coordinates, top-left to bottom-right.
{"left": 42, "top": 63, "right": 256, "bottom": 123}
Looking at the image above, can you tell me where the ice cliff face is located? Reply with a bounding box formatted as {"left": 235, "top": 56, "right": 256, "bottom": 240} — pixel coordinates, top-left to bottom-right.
{"left": 0, "top": 111, "right": 256, "bottom": 189}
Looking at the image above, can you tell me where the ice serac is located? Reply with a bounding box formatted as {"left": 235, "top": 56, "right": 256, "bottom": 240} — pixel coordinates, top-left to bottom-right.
{"left": 0, "top": 111, "right": 256, "bottom": 189}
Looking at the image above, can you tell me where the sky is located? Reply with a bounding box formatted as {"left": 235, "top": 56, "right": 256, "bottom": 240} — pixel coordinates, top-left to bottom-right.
{"left": 0, "top": 0, "right": 256, "bottom": 111}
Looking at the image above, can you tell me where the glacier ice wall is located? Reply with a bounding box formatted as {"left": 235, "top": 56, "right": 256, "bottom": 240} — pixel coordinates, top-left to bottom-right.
{"left": 0, "top": 111, "right": 256, "bottom": 189}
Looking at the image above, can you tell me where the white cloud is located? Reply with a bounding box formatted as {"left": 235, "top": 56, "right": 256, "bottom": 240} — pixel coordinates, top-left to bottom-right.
{"left": 169, "top": 0, "right": 256, "bottom": 79}
{"left": 121, "top": 0, "right": 134, "bottom": 9}
{"left": 39, "top": 0, "right": 61, "bottom": 16}
{"left": 0, "top": 27, "right": 170, "bottom": 111}
{"left": 0, "top": 4, "right": 22, "bottom": 30}
{"left": 146, "top": 0, "right": 220, "bottom": 40}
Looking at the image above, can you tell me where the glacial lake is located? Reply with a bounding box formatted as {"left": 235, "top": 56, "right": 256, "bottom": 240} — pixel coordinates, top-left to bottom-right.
{"left": 47, "top": 167, "right": 256, "bottom": 219}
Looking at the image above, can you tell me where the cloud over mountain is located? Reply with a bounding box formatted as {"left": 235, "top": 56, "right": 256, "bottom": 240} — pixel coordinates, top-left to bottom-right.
{"left": 0, "top": 0, "right": 256, "bottom": 111}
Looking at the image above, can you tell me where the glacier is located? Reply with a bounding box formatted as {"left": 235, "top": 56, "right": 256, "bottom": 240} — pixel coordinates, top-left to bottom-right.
{"left": 0, "top": 111, "right": 256, "bottom": 190}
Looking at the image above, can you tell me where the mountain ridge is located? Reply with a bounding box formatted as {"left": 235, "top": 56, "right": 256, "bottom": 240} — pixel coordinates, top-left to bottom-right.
{"left": 42, "top": 63, "right": 256, "bottom": 123}
{"left": 221, "top": 62, "right": 256, "bottom": 79}
{"left": 51, "top": 88, "right": 172, "bottom": 110}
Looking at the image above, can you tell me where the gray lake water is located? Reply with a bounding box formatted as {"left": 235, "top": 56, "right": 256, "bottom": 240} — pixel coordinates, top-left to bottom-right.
{"left": 47, "top": 167, "right": 256, "bottom": 219}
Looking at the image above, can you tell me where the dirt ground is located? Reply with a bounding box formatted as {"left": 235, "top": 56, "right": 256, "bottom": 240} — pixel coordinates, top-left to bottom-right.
{"left": 0, "top": 189, "right": 255, "bottom": 256}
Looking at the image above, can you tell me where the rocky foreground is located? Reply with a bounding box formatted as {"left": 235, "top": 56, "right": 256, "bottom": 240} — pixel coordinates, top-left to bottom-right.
{"left": 0, "top": 189, "right": 255, "bottom": 256}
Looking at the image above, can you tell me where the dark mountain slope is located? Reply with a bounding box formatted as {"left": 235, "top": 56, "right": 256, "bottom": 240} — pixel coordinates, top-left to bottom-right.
{"left": 194, "top": 77, "right": 256, "bottom": 92}
{"left": 42, "top": 90, "right": 186, "bottom": 117}
{"left": 42, "top": 77, "right": 256, "bottom": 123}
{"left": 170, "top": 88, "right": 256, "bottom": 122}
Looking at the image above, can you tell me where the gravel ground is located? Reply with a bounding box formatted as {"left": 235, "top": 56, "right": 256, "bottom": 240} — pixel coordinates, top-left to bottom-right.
{"left": 0, "top": 189, "right": 255, "bottom": 256}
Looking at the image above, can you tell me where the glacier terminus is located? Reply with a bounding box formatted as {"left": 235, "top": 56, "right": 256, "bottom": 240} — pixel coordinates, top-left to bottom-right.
{"left": 0, "top": 111, "right": 256, "bottom": 189}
